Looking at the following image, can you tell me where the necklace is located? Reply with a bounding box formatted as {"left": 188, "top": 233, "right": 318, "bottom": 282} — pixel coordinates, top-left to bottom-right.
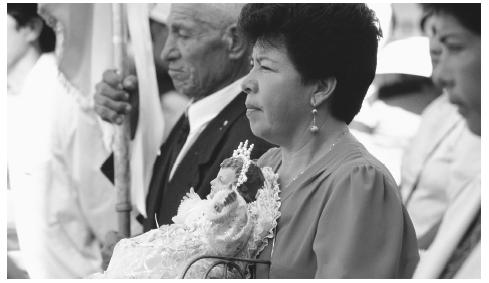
{"left": 270, "top": 129, "right": 348, "bottom": 259}
{"left": 282, "top": 129, "right": 348, "bottom": 188}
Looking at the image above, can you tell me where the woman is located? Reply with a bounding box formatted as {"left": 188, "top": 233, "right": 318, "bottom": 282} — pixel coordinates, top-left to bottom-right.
{"left": 238, "top": 4, "right": 419, "bottom": 278}
{"left": 413, "top": 3, "right": 480, "bottom": 279}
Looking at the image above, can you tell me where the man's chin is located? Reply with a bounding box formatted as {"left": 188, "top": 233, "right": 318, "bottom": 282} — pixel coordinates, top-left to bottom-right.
{"left": 172, "top": 83, "right": 199, "bottom": 99}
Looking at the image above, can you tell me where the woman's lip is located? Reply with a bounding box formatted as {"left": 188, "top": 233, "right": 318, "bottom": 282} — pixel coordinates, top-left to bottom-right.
{"left": 245, "top": 104, "right": 260, "bottom": 110}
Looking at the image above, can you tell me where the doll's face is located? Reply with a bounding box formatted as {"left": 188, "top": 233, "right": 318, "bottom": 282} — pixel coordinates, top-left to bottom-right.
{"left": 208, "top": 167, "right": 246, "bottom": 220}
{"left": 210, "top": 167, "right": 237, "bottom": 196}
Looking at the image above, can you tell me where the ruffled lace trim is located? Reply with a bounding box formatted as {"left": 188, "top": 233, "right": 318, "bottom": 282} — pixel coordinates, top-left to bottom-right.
{"left": 246, "top": 166, "right": 281, "bottom": 258}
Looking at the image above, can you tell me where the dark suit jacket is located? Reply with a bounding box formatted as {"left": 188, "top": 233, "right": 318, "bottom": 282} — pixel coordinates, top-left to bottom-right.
{"left": 144, "top": 92, "right": 274, "bottom": 231}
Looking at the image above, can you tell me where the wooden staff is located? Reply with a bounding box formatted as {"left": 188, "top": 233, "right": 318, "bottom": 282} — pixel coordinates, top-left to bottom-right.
{"left": 112, "top": 3, "right": 131, "bottom": 238}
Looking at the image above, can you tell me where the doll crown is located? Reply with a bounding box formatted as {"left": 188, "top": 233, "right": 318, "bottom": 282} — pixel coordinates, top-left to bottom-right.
{"left": 232, "top": 140, "right": 254, "bottom": 188}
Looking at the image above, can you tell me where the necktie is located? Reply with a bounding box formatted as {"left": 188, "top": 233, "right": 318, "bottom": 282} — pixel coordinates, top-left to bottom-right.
{"left": 166, "top": 114, "right": 190, "bottom": 180}
{"left": 439, "top": 208, "right": 481, "bottom": 278}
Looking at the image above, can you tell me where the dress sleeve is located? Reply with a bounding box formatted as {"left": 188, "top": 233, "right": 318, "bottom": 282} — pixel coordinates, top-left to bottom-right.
{"left": 313, "top": 163, "right": 416, "bottom": 278}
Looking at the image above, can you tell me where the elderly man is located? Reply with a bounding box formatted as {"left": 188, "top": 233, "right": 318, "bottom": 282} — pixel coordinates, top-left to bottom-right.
{"left": 95, "top": 3, "right": 272, "bottom": 232}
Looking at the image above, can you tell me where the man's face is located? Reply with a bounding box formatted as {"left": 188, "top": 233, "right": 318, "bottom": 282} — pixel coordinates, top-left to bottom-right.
{"left": 7, "top": 15, "right": 30, "bottom": 70}
{"left": 150, "top": 19, "right": 170, "bottom": 72}
{"left": 160, "top": 4, "right": 232, "bottom": 100}
{"left": 429, "top": 13, "right": 481, "bottom": 135}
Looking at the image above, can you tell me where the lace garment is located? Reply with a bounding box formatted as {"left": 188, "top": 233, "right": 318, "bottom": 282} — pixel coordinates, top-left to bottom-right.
{"left": 91, "top": 167, "right": 280, "bottom": 279}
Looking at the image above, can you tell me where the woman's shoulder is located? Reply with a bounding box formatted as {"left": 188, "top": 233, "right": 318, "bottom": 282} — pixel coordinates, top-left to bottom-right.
{"left": 332, "top": 136, "right": 397, "bottom": 187}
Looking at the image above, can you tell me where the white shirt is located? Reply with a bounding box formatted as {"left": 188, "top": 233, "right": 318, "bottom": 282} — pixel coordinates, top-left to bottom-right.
{"left": 8, "top": 54, "right": 121, "bottom": 278}
{"left": 169, "top": 78, "right": 244, "bottom": 180}
{"left": 413, "top": 174, "right": 480, "bottom": 278}
{"left": 400, "top": 94, "right": 480, "bottom": 239}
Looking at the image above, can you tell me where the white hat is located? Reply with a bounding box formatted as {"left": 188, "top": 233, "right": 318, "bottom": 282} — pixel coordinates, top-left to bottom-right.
{"left": 149, "top": 3, "right": 171, "bottom": 24}
{"left": 376, "top": 36, "right": 433, "bottom": 77}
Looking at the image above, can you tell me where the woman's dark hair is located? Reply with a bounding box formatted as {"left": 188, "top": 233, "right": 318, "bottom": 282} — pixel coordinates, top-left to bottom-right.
{"left": 220, "top": 157, "right": 265, "bottom": 203}
{"left": 7, "top": 3, "right": 56, "bottom": 53}
{"left": 238, "top": 4, "right": 382, "bottom": 124}
{"left": 420, "top": 4, "right": 480, "bottom": 35}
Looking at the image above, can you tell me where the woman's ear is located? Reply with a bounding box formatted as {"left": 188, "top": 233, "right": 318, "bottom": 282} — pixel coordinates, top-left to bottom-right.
{"left": 222, "top": 24, "right": 248, "bottom": 60}
{"left": 24, "top": 17, "right": 44, "bottom": 43}
{"left": 310, "top": 77, "right": 337, "bottom": 107}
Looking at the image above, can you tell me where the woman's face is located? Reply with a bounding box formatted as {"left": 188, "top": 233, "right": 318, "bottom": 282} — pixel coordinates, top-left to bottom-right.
{"left": 241, "top": 42, "right": 315, "bottom": 146}
{"left": 429, "top": 13, "right": 481, "bottom": 135}
{"left": 7, "top": 15, "right": 30, "bottom": 70}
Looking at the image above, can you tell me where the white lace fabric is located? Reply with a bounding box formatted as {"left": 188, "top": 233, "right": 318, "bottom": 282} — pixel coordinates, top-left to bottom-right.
{"left": 90, "top": 166, "right": 280, "bottom": 279}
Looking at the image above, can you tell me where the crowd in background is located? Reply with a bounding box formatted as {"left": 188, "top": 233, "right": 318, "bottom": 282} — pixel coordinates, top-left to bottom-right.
{"left": 6, "top": 2, "right": 481, "bottom": 279}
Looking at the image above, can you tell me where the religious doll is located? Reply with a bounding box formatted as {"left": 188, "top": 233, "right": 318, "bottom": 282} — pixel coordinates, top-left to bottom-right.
{"left": 91, "top": 141, "right": 280, "bottom": 278}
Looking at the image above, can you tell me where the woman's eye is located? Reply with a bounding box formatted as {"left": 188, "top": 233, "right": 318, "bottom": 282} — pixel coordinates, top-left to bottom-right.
{"left": 442, "top": 40, "right": 465, "bottom": 53}
{"left": 446, "top": 44, "right": 464, "bottom": 53}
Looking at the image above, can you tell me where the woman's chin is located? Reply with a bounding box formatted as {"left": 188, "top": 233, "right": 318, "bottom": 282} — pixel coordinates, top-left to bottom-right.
{"left": 466, "top": 114, "right": 481, "bottom": 136}
{"left": 248, "top": 121, "right": 270, "bottom": 141}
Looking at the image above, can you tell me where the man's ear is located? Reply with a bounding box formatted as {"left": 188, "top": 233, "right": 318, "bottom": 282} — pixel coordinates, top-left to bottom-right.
{"left": 310, "top": 77, "right": 337, "bottom": 107}
{"left": 222, "top": 24, "right": 248, "bottom": 60}
{"left": 24, "top": 17, "right": 44, "bottom": 43}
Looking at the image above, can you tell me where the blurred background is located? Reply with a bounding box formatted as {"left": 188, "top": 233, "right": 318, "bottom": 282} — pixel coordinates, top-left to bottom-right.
{"left": 6, "top": 3, "right": 443, "bottom": 278}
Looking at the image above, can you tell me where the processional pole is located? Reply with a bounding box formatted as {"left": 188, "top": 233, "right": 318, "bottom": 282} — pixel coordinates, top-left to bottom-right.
{"left": 112, "top": 3, "right": 131, "bottom": 238}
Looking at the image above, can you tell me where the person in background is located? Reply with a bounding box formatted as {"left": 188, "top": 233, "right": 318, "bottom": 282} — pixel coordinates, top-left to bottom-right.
{"left": 399, "top": 2, "right": 480, "bottom": 246}
{"left": 350, "top": 33, "right": 440, "bottom": 184}
{"left": 238, "top": 3, "right": 419, "bottom": 278}
{"left": 7, "top": 3, "right": 118, "bottom": 278}
{"left": 95, "top": 3, "right": 273, "bottom": 264}
{"left": 412, "top": 3, "right": 481, "bottom": 279}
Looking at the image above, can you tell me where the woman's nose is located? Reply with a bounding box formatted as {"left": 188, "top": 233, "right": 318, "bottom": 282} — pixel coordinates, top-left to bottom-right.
{"left": 431, "top": 58, "right": 453, "bottom": 90}
{"left": 241, "top": 74, "right": 258, "bottom": 95}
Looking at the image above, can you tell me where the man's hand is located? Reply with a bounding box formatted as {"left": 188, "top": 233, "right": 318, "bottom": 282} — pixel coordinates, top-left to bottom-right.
{"left": 100, "top": 230, "right": 125, "bottom": 270}
{"left": 94, "top": 70, "right": 138, "bottom": 125}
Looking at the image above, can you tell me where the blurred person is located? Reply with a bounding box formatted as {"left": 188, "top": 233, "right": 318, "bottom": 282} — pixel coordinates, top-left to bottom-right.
{"left": 350, "top": 35, "right": 439, "bottom": 183}
{"left": 7, "top": 3, "right": 118, "bottom": 278}
{"left": 411, "top": 3, "right": 481, "bottom": 279}
{"left": 239, "top": 3, "right": 418, "bottom": 278}
{"left": 399, "top": 4, "right": 480, "bottom": 248}
{"left": 95, "top": 3, "right": 273, "bottom": 264}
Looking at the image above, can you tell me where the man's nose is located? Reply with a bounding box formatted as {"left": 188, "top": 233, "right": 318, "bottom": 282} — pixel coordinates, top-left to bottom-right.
{"left": 160, "top": 33, "right": 179, "bottom": 62}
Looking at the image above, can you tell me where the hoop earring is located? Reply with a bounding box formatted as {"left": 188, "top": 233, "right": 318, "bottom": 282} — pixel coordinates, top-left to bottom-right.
{"left": 309, "top": 106, "right": 319, "bottom": 134}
